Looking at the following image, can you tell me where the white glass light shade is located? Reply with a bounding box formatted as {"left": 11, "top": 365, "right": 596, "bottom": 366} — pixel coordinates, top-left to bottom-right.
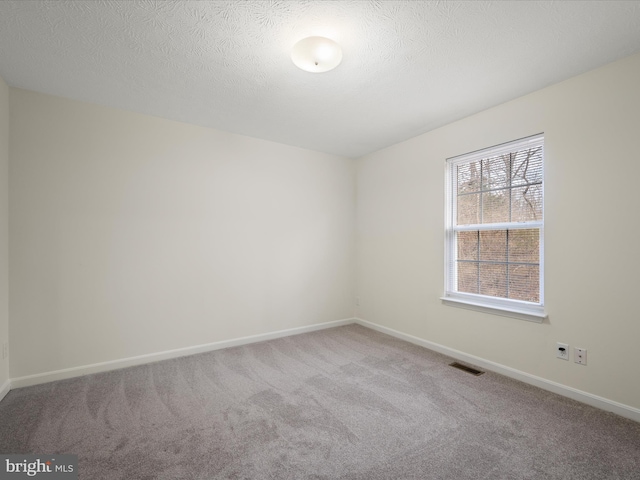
{"left": 291, "top": 36, "right": 342, "bottom": 73}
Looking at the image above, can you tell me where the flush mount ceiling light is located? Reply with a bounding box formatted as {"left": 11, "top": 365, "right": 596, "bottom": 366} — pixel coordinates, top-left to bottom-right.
{"left": 291, "top": 36, "right": 342, "bottom": 73}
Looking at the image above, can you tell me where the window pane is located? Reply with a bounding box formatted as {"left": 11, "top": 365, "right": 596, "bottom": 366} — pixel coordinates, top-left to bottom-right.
{"left": 511, "top": 147, "right": 543, "bottom": 187}
{"left": 482, "top": 191, "right": 509, "bottom": 223}
{"left": 457, "top": 261, "right": 478, "bottom": 294}
{"left": 457, "top": 162, "right": 481, "bottom": 194}
{"left": 511, "top": 184, "right": 543, "bottom": 222}
{"left": 457, "top": 193, "right": 480, "bottom": 225}
{"left": 479, "top": 263, "right": 507, "bottom": 298}
{"left": 457, "top": 231, "right": 478, "bottom": 260}
{"left": 479, "top": 230, "right": 507, "bottom": 262}
{"left": 508, "top": 229, "right": 539, "bottom": 264}
{"left": 482, "top": 155, "right": 509, "bottom": 190}
{"left": 508, "top": 265, "right": 540, "bottom": 303}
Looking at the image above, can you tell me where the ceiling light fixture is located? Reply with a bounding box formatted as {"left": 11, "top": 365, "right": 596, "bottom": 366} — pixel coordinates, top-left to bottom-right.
{"left": 291, "top": 36, "right": 342, "bottom": 73}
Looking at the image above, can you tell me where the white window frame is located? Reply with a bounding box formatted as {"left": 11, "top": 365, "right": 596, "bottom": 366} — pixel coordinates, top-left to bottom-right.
{"left": 442, "top": 134, "right": 547, "bottom": 323}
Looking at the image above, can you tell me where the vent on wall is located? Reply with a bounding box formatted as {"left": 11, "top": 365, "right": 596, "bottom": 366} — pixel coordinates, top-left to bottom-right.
{"left": 449, "top": 362, "right": 484, "bottom": 376}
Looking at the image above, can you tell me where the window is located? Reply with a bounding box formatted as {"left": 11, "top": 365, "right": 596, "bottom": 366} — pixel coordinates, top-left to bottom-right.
{"left": 443, "top": 134, "right": 546, "bottom": 322}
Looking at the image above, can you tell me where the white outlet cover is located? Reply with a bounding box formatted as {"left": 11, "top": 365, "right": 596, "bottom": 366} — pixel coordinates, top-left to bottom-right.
{"left": 556, "top": 342, "right": 569, "bottom": 360}
{"left": 574, "top": 347, "right": 587, "bottom": 365}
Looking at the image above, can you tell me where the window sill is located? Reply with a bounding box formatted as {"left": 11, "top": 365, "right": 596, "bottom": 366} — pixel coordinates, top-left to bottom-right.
{"left": 440, "top": 295, "right": 547, "bottom": 323}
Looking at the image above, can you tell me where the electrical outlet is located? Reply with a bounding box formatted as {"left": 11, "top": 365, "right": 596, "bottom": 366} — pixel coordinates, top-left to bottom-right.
{"left": 1, "top": 343, "right": 7, "bottom": 360}
{"left": 355, "top": 297, "right": 360, "bottom": 306}
{"left": 556, "top": 342, "right": 569, "bottom": 360}
{"left": 574, "top": 347, "right": 587, "bottom": 365}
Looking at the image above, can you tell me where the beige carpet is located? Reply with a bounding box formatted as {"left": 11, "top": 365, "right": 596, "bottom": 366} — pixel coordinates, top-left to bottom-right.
{"left": 1, "top": 324, "right": 639, "bottom": 479}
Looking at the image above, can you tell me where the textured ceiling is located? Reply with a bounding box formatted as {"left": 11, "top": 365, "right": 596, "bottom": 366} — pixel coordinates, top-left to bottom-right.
{"left": 1, "top": 1, "right": 640, "bottom": 158}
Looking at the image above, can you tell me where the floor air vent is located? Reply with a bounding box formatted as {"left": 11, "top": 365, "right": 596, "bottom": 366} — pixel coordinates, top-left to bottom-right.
{"left": 449, "top": 362, "right": 484, "bottom": 376}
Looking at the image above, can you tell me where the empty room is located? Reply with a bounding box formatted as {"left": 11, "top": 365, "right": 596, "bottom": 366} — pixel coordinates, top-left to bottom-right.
{"left": 0, "top": 1, "right": 639, "bottom": 479}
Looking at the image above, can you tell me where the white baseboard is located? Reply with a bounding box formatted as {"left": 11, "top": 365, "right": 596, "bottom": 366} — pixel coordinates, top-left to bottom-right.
{"left": 6, "top": 316, "right": 640, "bottom": 424}
{"left": 0, "top": 379, "right": 10, "bottom": 402}
{"left": 355, "top": 317, "right": 640, "bottom": 423}
{"left": 9, "top": 318, "right": 356, "bottom": 389}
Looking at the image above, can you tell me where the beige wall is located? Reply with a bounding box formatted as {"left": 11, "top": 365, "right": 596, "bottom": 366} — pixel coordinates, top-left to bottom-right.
{"left": 5, "top": 53, "right": 640, "bottom": 413}
{"left": 9, "top": 89, "right": 355, "bottom": 378}
{"left": 355, "top": 53, "right": 640, "bottom": 410}
{"left": 0, "top": 75, "right": 8, "bottom": 391}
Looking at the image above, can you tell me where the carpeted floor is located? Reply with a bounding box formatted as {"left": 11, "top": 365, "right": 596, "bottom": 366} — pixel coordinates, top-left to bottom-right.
{"left": 1, "top": 324, "right": 639, "bottom": 479}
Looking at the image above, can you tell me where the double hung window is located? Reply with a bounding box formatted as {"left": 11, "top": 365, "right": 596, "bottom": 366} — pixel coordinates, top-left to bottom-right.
{"left": 444, "top": 134, "right": 546, "bottom": 321}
